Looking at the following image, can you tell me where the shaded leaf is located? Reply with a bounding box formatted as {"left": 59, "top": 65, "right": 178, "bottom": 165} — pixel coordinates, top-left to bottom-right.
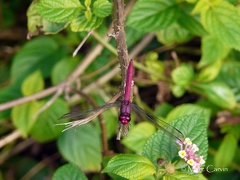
{"left": 53, "top": 163, "right": 88, "bottom": 180}
{"left": 103, "top": 154, "right": 156, "bottom": 180}
{"left": 171, "top": 64, "right": 194, "bottom": 86}
{"left": 30, "top": 99, "right": 68, "bottom": 142}
{"left": 57, "top": 124, "right": 102, "bottom": 171}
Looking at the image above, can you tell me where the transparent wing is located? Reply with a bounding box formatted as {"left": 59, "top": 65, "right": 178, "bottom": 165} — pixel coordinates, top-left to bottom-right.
{"left": 59, "top": 101, "right": 121, "bottom": 120}
{"left": 131, "top": 103, "right": 184, "bottom": 141}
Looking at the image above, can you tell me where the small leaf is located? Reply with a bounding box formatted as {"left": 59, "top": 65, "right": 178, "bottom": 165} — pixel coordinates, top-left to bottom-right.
{"left": 197, "top": 59, "right": 222, "bottom": 82}
{"left": 165, "top": 171, "right": 207, "bottom": 180}
{"left": 215, "top": 133, "right": 238, "bottom": 167}
{"left": 122, "top": 122, "right": 156, "bottom": 153}
{"left": 171, "top": 85, "right": 186, "bottom": 98}
{"left": 201, "top": 1, "right": 240, "bottom": 50}
{"left": 85, "top": 0, "right": 91, "bottom": 7}
{"left": 30, "top": 99, "right": 68, "bottom": 142}
{"left": 93, "top": 0, "right": 112, "bottom": 18}
{"left": 85, "top": 9, "right": 92, "bottom": 21}
{"left": 36, "top": 0, "right": 84, "bottom": 23}
{"left": 103, "top": 154, "right": 156, "bottom": 180}
{"left": 70, "top": 12, "right": 103, "bottom": 32}
{"left": 193, "top": 82, "right": 236, "bottom": 109}
{"left": 11, "top": 101, "right": 41, "bottom": 137}
{"left": 142, "top": 113, "right": 208, "bottom": 169}
{"left": 198, "top": 36, "right": 230, "bottom": 68}
{"left": 21, "top": 71, "right": 44, "bottom": 96}
{"left": 53, "top": 164, "right": 88, "bottom": 180}
{"left": 127, "top": 0, "right": 180, "bottom": 32}
{"left": 171, "top": 64, "right": 194, "bottom": 86}
{"left": 57, "top": 124, "right": 102, "bottom": 171}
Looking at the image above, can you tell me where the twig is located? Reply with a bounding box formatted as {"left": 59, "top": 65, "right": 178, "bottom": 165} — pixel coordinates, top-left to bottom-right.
{"left": 0, "top": 130, "right": 22, "bottom": 149}
{"left": 73, "top": 30, "right": 93, "bottom": 57}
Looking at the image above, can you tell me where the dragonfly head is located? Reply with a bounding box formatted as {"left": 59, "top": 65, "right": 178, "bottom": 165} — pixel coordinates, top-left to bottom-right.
{"left": 119, "top": 114, "right": 131, "bottom": 125}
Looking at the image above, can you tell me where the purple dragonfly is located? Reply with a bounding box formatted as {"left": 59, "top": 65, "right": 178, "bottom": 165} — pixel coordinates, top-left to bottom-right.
{"left": 59, "top": 60, "right": 184, "bottom": 141}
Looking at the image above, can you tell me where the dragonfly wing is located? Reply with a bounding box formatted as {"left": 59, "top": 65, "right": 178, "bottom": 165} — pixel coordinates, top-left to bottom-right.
{"left": 59, "top": 102, "right": 121, "bottom": 120}
{"left": 131, "top": 103, "right": 184, "bottom": 141}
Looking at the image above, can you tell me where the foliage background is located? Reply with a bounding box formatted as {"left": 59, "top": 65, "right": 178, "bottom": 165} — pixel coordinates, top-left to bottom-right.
{"left": 0, "top": 0, "right": 240, "bottom": 179}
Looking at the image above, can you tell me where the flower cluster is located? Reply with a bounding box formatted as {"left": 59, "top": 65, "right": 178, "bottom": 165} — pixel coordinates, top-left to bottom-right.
{"left": 177, "top": 138, "right": 205, "bottom": 173}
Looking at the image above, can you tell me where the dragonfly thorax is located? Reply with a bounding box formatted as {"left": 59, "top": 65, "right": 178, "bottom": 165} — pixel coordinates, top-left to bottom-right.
{"left": 119, "top": 114, "right": 131, "bottom": 125}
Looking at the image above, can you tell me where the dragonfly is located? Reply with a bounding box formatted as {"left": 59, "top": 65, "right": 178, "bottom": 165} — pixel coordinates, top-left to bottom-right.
{"left": 59, "top": 60, "right": 184, "bottom": 141}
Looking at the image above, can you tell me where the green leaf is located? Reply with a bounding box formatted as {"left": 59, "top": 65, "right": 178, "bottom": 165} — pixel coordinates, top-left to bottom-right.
{"left": 122, "top": 122, "right": 156, "bottom": 153}
{"left": 11, "top": 101, "right": 41, "bottom": 137}
{"left": 93, "top": 0, "right": 112, "bottom": 18}
{"left": 53, "top": 164, "right": 88, "bottom": 180}
{"left": 21, "top": 71, "right": 44, "bottom": 96}
{"left": 103, "top": 154, "right": 156, "bottom": 180}
{"left": 170, "top": 84, "right": 186, "bottom": 98}
{"left": 27, "top": 0, "right": 67, "bottom": 36}
{"left": 57, "top": 124, "right": 102, "bottom": 171}
{"left": 156, "top": 23, "right": 192, "bottom": 45}
{"left": 142, "top": 113, "right": 208, "bottom": 169}
{"left": 51, "top": 58, "right": 79, "bottom": 85}
{"left": 215, "top": 133, "right": 238, "bottom": 167}
{"left": 171, "top": 64, "right": 194, "bottom": 86}
{"left": 70, "top": 11, "right": 103, "bottom": 32}
{"left": 127, "top": 0, "right": 180, "bottom": 32}
{"left": 85, "top": 0, "right": 91, "bottom": 7}
{"left": 193, "top": 82, "right": 236, "bottom": 109}
{"left": 85, "top": 9, "right": 92, "bottom": 21}
{"left": 165, "top": 171, "right": 207, "bottom": 180}
{"left": 192, "top": 0, "right": 222, "bottom": 14}
{"left": 198, "top": 36, "right": 230, "bottom": 67}
{"left": 201, "top": 1, "right": 240, "bottom": 50}
{"left": 36, "top": 0, "right": 84, "bottom": 23}
{"left": 30, "top": 99, "right": 68, "bottom": 142}
{"left": 166, "top": 104, "right": 211, "bottom": 126}
{"left": 178, "top": 10, "right": 207, "bottom": 36}
{"left": 11, "top": 37, "right": 66, "bottom": 84}
{"left": 197, "top": 59, "right": 222, "bottom": 82}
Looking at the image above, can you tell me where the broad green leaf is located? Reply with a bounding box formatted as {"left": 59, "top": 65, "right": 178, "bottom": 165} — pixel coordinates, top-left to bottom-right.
{"left": 166, "top": 104, "right": 211, "bottom": 126}
{"left": 193, "top": 82, "right": 236, "bottom": 109}
{"left": 57, "top": 124, "right": 101, "bottom": 171}
{"left": 103, "top": 154, "right": 156, "bottom": 180}
{"left": 171, "top": 85, "right": 186, "bottom": 98}
{"left": 36, "top": 0, "right": 84, "bottom": 23}
{"left": 30, "top": 99, "right": 68, "bottom": 142}
{"left": 11, "top": 37, "right": 66, "bottom": 83}
{"left": 201, "top": 1, "right": 240, "bottom": 50}
{"left": 198, "top": 36, "right": 230, "bottom": 67}
{"left": 11, "top": 101, "right": 41, "bottom": 137}
{"left": 27, "top": 0, "right": 67, "bottom": 36}
{"left": 51, "top": 58, "right": 79, "bottom": 85}
{"left": 93, "top": 0, "right": 112, "bottom": 18}
{"left": 70, "top": 11, "right": 103, "bottom": 32}
{"left": 122, "top": 122, "right": 156, "bottom": 153}
{"left": 53, "top": 164, "right": 88, "bottom": 180}
{"left": 156, "top": 23, "right": 192, "bottom": 45}
{"left": 192, "top": 0, "right": 222, "bottom": 14}
{"left": 215, "top": 133, "right": 238, "bottom": 167}
{"left": 127, "top": 0, "right": 180, "bottom": 32}
{"left": 178, "top": 10, "right": 207, "bottom": 36}
{"left": 21, "top": 71, "right": 44, "bottom": 96}
{"left": 165, "top": 171, "right": 207, "bottom": 180}
{"left": 197, "top": 59, "right": 222, "bottom": 82}
{"left": 171, "top": 64, "right": 194, "bottom": 86}
{"left": 142, "top": 113, "right": 208, "bottom": 169}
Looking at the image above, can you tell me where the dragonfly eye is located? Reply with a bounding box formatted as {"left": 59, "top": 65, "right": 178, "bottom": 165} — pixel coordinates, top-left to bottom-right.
{"left": 119, "top": 115, "right": 131, "bottom": 125}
